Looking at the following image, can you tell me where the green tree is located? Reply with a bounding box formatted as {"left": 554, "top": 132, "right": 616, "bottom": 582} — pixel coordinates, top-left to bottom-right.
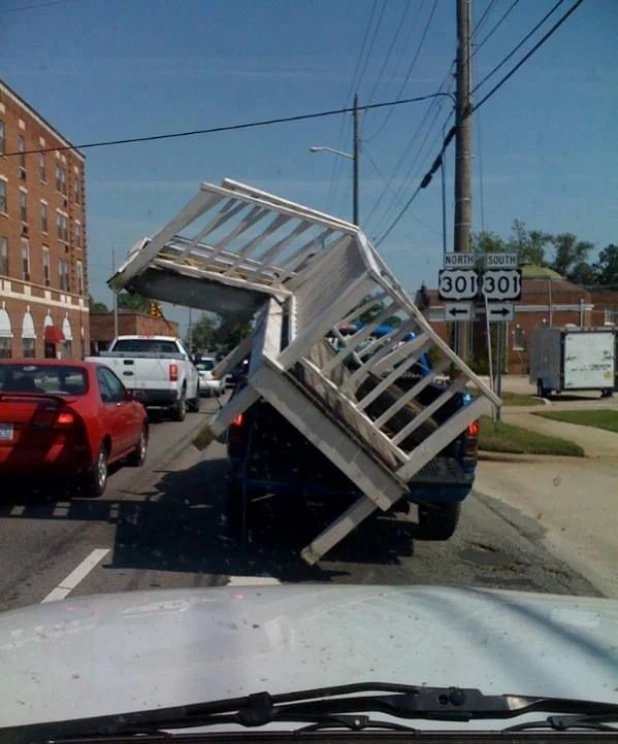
{"left": 89, "top": 295, "right": 109, "bottom": 312}
{"left": 117, "top": 291, "right": 152, "bottom": 313}
{"left": 188, "top": 313, "right": 217, "bottom": 353}
{"left": 594, "top": 244, "right": 618, "bottom": 287}
{"left": 548, "top": 233, "right": 594, "bottom": 280}
{"left": 506, "top": 219, "right": 550, "bottom": 266}
{"left": 214, "top": 318, "right": 252, "bottom": 352}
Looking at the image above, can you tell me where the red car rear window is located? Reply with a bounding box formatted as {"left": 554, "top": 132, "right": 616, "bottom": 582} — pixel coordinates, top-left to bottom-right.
{"left": 0, "top": 364, "right": 89, "bottom": 396}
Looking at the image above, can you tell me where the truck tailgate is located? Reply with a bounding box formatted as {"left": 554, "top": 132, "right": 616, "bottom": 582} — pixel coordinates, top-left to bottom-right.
{"left": 88, "top": 355, "right": 175, "bottom": 390}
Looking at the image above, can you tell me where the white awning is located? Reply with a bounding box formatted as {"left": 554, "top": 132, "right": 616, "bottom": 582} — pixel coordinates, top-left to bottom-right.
{"left": 22, "top": 311, "right": 36, "bottom": 339}
{"left": 0, "top": 306, "right": 12, "bottom": 338}
{"left": 44, "top": 312, "right": 53, "bottom": 327}
{"left": 62, "top": 316, "right": 73, "bottom": 341}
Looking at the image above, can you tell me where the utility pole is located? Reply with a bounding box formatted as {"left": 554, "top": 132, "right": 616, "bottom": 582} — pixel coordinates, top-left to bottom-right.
{"left": 454, "top": 0, "right": 473, "bottom": 361}
{"left": 352, "top": 93, "right": 360, "bottom": 226}
{"left": 112, "top": 245, "right": 119, "bottom": 339}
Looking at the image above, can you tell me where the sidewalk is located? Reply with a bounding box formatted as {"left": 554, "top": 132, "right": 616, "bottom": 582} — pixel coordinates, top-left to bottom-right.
{"left": 502, "top": 410, "right": 618, "bottom": 459}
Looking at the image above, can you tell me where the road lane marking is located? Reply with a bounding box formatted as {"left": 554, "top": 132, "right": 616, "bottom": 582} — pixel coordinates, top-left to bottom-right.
{"left": 41, "top": 548, "right": 110, "bottom": 603}
{"left": 227, "top": 575, "right": 282, "bottom": 586}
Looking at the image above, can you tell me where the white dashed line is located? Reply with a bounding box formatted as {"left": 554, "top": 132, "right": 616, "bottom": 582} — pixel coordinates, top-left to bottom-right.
{"left": 41, "top": 548, "right": 110, "bottom": 603}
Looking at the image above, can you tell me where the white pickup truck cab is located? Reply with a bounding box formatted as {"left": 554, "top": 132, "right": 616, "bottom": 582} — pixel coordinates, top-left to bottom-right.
{"left": 87, "top": 335, "right": 199, "bottom": 421}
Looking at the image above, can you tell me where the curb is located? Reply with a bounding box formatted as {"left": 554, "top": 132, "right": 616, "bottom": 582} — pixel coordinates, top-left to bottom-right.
{"left": 478, "top": 451, "right": 586, "bottom": 463}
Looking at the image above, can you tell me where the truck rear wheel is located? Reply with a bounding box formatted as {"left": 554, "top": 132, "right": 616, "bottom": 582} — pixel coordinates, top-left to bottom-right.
{"left": 417, "top": 502, "right": 461, "bottom": 541}
{"left": 172, "top": 393, "right": 187, "bottom": 422}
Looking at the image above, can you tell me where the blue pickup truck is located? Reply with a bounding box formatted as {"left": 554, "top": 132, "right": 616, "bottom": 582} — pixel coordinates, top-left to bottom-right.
{"left": 226, "top": 324, "right": 479, "bottom": 542}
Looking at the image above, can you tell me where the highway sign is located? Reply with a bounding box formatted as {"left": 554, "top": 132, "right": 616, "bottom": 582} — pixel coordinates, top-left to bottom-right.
{"left": 481, "top": 268, "right": 522, "bottom": 301}
{"left": 444, "top": 303, "right": 473, "bottom": 321}
{"left": 444, "top": 252, "right": 476, "bottom": 269}
{"left": 438, "top": 269, "right": 479, "bottom": 301}
{"left": 486, "top": 303, "right": 515, "bottom": 322}
{"left": 485, "top": 253, "right": 518, "bottom": 269}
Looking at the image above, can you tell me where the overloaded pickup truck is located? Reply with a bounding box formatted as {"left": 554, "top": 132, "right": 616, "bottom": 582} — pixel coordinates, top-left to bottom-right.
{"left": 226, "top": 325, "right": 479, "bottom": 541}
{"left": 86, "top": 335, "right": 199, "bottom": 421}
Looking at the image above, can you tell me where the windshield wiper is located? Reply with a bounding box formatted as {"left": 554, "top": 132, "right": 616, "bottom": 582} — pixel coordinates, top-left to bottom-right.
{"left": 5, "top": 682, "right": 618, "bottom": 742}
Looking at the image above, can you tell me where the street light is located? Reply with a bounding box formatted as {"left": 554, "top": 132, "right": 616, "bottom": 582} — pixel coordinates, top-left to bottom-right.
{"left": 309, "top": 94, "right": 360, "bottom": 226}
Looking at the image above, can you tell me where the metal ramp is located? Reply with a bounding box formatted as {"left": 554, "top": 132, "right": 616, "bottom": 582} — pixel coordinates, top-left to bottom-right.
{"left": 109, "top": 179, "right": 499, "bottom": 564}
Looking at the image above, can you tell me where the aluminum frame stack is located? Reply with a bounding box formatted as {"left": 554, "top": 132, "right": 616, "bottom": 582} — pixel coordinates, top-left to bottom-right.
{"left": 110, "top": 179, "right": 500, "bottom": 564}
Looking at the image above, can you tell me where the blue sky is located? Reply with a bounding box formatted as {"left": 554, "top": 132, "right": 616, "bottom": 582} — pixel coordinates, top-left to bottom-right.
{"left": 1, "top": 0, "right": 616, "bottom": 334}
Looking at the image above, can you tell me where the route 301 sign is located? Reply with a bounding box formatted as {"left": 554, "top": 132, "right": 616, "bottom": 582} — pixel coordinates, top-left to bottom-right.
{"left": 481, "top": 269, "right": 522, "bottom": 302}
{"left": 438, "top": 269, "right": 479, "bottom": 301}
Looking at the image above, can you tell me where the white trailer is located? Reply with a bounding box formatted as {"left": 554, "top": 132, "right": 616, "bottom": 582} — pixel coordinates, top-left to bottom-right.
{"left": 529, "top": 326, "right": 616, "bottom": 398}
{"left": 110, "top": 178, "right": 500, "bottom": 564}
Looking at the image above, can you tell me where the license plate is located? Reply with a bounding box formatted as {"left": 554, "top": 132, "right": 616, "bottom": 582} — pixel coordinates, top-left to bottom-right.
{"left": 0, "top": 424, "right": 14, "bottom": 441}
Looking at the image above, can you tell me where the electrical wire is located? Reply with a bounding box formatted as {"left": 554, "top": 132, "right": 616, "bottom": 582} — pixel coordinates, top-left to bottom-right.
{"left": 365, "top": 0, "right": 414, "bottom": 105}
{"left": 364, "top": 0, "right": 440, "bottom": 143}
{"left": 375, "top": 0, "right": 584, "bottom": 246}
{"left": 472, "top": 0, "right": 499, "bottom": 39}
{"left": 472, "top": 0, "right": 520, "bottom": 57}
{"left": 325, "top": 0, "right": 379, "bottom": 213}
{"left": 0, "top": 0, "right": 80, "bottom": 12}
{"left": 4, "top": 93, "right": 450, "bottom": 157}
{"left": 472, "top": 0, "right": 565, "bottom": 94}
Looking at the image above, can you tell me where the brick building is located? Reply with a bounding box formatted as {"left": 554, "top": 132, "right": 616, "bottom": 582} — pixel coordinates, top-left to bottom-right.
{"left": 89, "top": 312, "right": 180, "bottom": 355}
{"left": 424, "top": 265, "right": 597, "bottom": 375}
{"left": 0, "top": 78, "right": 88, "bottom": 360}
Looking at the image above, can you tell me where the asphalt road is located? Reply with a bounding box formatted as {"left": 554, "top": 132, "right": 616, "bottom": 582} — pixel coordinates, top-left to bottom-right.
{"left": 0, "top": 399, "right": 600, "bottom": 613}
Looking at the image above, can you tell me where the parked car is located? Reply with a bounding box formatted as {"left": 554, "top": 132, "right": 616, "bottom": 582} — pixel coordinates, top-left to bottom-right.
{"left": 0, "top": 359, "right": 149, "bottom": 496}
{"left": 195, "top": 357, "right": 224, "bottom": 397}
{"left": 86, "top": 335, "right": 199, "bottom": 421}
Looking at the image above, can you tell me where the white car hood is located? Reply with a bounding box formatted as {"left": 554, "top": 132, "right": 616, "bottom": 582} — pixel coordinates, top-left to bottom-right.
{"left": 1, "top": 585, "right": 618, "bottom": 732}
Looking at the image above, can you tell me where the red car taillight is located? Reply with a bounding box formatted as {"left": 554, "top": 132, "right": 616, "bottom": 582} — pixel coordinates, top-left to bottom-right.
{"left": 169, "top": 364, "right": 178, "bottom": 382}
{"left": 32, "top": 406, "right": 76, "bottom": 430}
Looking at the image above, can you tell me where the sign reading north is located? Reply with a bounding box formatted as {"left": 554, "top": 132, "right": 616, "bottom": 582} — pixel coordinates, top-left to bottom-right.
{"left": 438, "top": 269, "right": 479, "bottom": 301}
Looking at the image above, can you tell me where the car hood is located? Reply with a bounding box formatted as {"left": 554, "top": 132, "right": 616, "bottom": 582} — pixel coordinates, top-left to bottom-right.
{"left": 1, "top": 585, "right": 618, "bottom": 730}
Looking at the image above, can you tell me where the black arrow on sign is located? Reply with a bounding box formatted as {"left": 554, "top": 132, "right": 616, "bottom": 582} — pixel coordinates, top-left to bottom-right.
{"left": 489, "top": 307, "right": 510, "bottom": 318}
{"left": 447, "top": 306, "right": 469, "bottom": 318}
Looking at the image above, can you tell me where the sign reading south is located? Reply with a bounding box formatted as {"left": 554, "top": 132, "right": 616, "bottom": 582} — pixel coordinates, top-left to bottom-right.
{"left": 484, "top": 253, "right": 518, "bottom": 269}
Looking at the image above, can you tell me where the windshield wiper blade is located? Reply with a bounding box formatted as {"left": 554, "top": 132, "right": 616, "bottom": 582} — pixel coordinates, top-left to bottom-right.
{"left": 504, "top": 713, "right": 618, "bottom": 733}
{"left": 6, "top": 682, "right": 618, "bottom": 742}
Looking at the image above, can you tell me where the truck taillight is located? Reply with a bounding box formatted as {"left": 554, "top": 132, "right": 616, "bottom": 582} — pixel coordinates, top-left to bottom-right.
{"left": 231, "top": 413, "right": 244, "bottom": 427}
{"left": 169, "top": 364, "right": 178, "bottom": 382}
{"left": 465, "top": 420, "right": 479, "bottom": 455}
{"left": 467, "top": 420, "right": 479, "bottom": 438}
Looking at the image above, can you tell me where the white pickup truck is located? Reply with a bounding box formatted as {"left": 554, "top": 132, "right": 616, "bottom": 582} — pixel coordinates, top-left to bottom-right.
{"left": 86, "top": 335, "right": 199, "bottom": 421}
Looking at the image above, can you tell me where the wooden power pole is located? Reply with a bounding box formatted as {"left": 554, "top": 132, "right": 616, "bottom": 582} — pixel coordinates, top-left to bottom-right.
{"left": 352, "top": 93, "right": 360, "bottom": 226}
{"left": 454, "top": 0, "right": 473, "bottom": 361}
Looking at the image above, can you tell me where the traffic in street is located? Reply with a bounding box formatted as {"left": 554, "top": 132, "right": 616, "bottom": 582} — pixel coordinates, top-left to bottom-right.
{"left": 0, "top": 391, "right": 599, "bottom": 615}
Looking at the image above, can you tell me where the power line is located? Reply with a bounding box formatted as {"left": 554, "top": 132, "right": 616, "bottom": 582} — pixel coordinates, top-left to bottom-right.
{"left": 325, "top": 0, "right": 379, "bottom": 213}
{"left": 3, "top": 93, "right": 450, "bottom": 157}
{"left": 472, "top": 0, "right": 498, "bottom": 38}
{"left": 364, "top": 0, "right": 440, "bottom": 143}
{"left": 365, "top": 0, "right": 414, "bottom": 105}
{"left": 472, "top": 0, "right": 520, "bottom": 57}
{"left": 473, "top": 0, "right": 566, "bottom": 94}
{"left": 472, "top": 0, "right": 583, "bottom": 110}
{"left": 376, "top": 0, "right": 583, "bottom": 246}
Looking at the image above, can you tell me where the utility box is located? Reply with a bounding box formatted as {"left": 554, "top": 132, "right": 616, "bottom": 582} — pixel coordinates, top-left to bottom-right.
{"left": 529, "top": 326, "right": 616, "bottom": 397}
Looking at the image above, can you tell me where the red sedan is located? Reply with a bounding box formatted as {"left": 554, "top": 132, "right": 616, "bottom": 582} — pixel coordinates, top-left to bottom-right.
{"left": 0, "top": 359, "right": 149, "bottom": 496}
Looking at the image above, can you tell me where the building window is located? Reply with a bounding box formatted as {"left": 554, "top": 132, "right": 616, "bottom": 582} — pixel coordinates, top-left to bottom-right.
{"left": 0, "top": 338, "right": 11, "bottom": 359}
{"left": 0, "top": 179, "right": 6, "bottom": 214}
{"left": 19, "top": 190, "right": 28, "bottom": 222}
{"left": 0, "top": 236, "right": 8, "bottom": 276}
{"left": 74, "top": 221, "right": 81, "bottom": 248}
{"left": 56, "top": 212, "right": 68, "bottom": 242}
{"left": 76, "top": 260, "right": 84, "bottom": 295}
{"left": 73, "top": 178, "right": 81, "bottom": 204}
{"left": 0, "top": 120, "right": 5, "bottom": 155}
{"left": 39, "top": 153, "right": 46, "bottom": 182}
{"left": 58, "top": 259, "right": 70, "bottom": 292}
{"left": 40, "top": 202, "right": 48, "bottom": 233}
{"left": 513, "top": 326, "right": 525, "bottom": 351}
{"left": 55, "top": 164, "right": 67, "bottom": 195}
{"left": 18, "top": 135, "right": 25, "bottom": 169}
{"left": 22, "top": 337, "right": 35, "bottom": 358}
{"left": 42, "top": 247, "right": 50, "bottom": 286}
{"left": 21, "top": 239, "right": 30, "bottom": 281}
